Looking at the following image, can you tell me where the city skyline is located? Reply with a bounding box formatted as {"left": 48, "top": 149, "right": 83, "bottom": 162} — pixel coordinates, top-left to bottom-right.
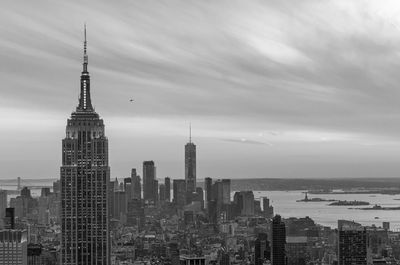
{"left": 3, "top": 2, "right": 400, "bottom": 265}
{"left": 4, "top": 1, "right": 400, "bottom": 179}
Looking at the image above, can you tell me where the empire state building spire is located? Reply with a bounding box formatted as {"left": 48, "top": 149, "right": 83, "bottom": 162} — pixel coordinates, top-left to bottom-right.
{"left": 83, "top": 24, "right": 88, "bottom": 73}
{"left": 77, "top": 24, "right": 94, "bottom": 112}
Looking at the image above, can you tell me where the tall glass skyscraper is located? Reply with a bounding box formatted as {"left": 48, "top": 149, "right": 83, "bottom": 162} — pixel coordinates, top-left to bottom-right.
{"left": 60, "top": 27, "right": 110, "bottom": 265}
{"left": 143, "top": 161, "right": 156, "bottom": 202}
{"left": 271, "top": 215, "right": 286, "bottom": 265}
{"left": 185, "top": 126, "right": 196, "bottom": 193}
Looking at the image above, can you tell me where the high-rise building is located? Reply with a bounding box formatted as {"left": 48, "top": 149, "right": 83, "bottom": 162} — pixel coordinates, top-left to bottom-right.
{"left": 271, "top": 215, "right": 286, "bottom": 265}
{"left": 207, "top": 200, "right": 217, "bottom": 224}
{"left": 9, "top": 197, "right": 24, "bottom": 218}
{"left": 0, "top": 190, "right": 6, "bottom": 227}
{"left": 233, "top": 191, "right": 255, "bottom": 216}
{"left": 38, "top": 197, "right": 50, "bottom": 225}
{"left": 383, "top": 222, "right": 390, "bottom": 230}
{"left": 173, "top": 179, "right": 186, "bottom": 207}
{"left": 113, "top": 191, "right": 127, "bottom": 220}
{"left": 194, "top": 187, "right": 204, "bottom": 209}
{"left": 185, "top": 126, "right": 196, "bottom": 193}
{"left": 125, "top": 182, "right": 133, "bottom": 201}
{"left": 159, "top": 184, "right": 166, "bottom": 202}
{"left": 212, "top": 179, "right": 231, "bottom": 219}
{"left": 204, "top": 177, "right": 212, "bottom": 208}
{"left": 40, "top": 188, "right": 50, "bottom": 197}
{"left": 60, "top": 27, "right": 110, "bottom": 265}
{"left": 0, "top": 230, "right": 28, "bottom": 265}
{"left": 123, "top": 177, "right": 131, "bottom": 189}
{"left": 254, "top": 200, "right": 262, "bottom": 215}
{"left": 221, "top": 179, "right": 231, "bottom": 204}
{"left": 4, "top": 208, "right": 15, "bottom": 229}
{"left": 255, "top": 233, "right": 270, "bottom": 265}
{"left": 164, "top": 177, "right": 171, "bottom": 202}
{"left": 263, "top": 197, "right": 274, "bottom": 219}
{"left": 126, "top": 199, "right": 144, "bottom": 230}
{"left": 338, "top": 220, "right": 368, "bottom": 265}
{"left": 21, "top": 187, "right": 31, "bottom": 198}
{"left": 123, "top": 177, "right": 132, "bottom": 200}
{"left": 286, "top": 236, "right": 308, "bottom": 265}
{"left": 143, "top": 161, "right": 156, "bottom": 202}
{"left": 154, "top": 179, "right": 159, "bottom": 204}
{"left": 131, "top": 169, "right": 141, "bottom": 200}
{"left": 113, "top": 178, "right": 119, "bottom": 191}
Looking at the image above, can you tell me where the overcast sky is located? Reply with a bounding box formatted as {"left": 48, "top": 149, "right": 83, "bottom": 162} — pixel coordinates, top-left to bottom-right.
{"left": 2, "top": 0, "right": 400, "bottom": 180}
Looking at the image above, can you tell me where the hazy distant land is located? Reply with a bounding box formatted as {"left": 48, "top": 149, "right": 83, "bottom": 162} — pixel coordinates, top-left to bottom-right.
{"left": 1, "top": 177, "right": 400, "bottom": 193}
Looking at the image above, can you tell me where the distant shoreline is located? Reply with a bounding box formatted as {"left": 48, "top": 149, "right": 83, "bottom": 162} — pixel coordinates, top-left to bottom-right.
{"left": 2, "top": 177, "right": 400, "bottom": 192}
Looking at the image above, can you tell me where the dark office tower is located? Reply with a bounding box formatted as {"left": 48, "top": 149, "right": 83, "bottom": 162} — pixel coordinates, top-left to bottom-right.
{"left": 113, "top": 178, "right": 119, "bottom": 191}
{"left": 131, "top": 169, "right": 142, "bottom": 200}
{"left": 127, "top": 199, "right": 144, "bottom": 230}
{"left": 4, "top": 208, "right": 15, "bottom": 229}
{"left": 221, "top": 179, "right": 231, "bottom": 204}
{"left": 164, "top": 177, "right": 171, "bottom": 202}
{"left": 213, "top": 179, "right": 231, "bottom": 214}
{"left": 60, "top": 27, "right": 110, "bottom": 265}
{"left": 233, "top": 191, "right": 255, "bottom": 216}
{"left": 125, "top": 182, "right": 133, "bottom": 201}
{"left": 195, "top": 187, "right": 204, "bottom": 209}
{"left": 113, "top": 191, "right": 127, "bottom": 220}
{"left": 41, "top": 187, "right": 50, "bottom": 197}
{"left": 204, "top": 177, "right": 212, "bottom": 207}
{"left": 123, "top": 177, "right": 131, "bottom": 190}
{"left": 143, "top": 161, "right": 156, "bottom": 202}
{"left": 21, "top": 187, "right": 31, "bottom": 198}
{"left": 159, "top": 184, "right": 166, "bottom": 202}
{"left": 185, "top": 125, "right": 196, "bottom": 194}
{"left": 0, "top": 190, "right": 6, "bottom": 222}
{"left": 173, "top": 179, "right": 186, "bottom": 207}
{"left": 207, "top": 200, "right": 217, "bottom": 224}
{"left": 271, "top": 215, "right": 286, "bottom": 265}
{"left": 338, "top": 220, "right": 368, "bottom": 265}
{"left": 154, "top": 180, "right": 159, "bottom": 204}
{"left": 255, "top": 233, "right": 270, "bottom": 265}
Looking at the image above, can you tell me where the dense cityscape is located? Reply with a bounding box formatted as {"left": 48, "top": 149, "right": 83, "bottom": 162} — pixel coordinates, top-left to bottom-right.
{"left": 1, "top": 29, "right": 400, "bottom": 265}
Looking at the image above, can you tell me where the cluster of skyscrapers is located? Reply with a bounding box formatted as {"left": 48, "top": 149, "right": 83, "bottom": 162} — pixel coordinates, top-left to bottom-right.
{"left": 1, "top": 29, "right": 397, "bottom": 265}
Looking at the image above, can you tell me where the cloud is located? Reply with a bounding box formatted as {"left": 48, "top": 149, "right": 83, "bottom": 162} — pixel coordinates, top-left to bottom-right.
{"left": 220, "top": 138, "right": 272, "bottom": 146}
{"left": 2, "top": 0, "right": 400, "bottom": 178}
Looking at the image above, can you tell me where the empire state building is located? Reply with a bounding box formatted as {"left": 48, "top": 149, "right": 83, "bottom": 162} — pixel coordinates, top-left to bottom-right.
{"left": 60, "top": 28, "right": 110, "bottom": 265}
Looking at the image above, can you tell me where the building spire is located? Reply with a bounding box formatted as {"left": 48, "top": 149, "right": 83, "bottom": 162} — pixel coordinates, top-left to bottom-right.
{"left": 77, "top": 24, "right": 93, "bottom": 112}
{"left": 83, "top": 23, "right": 88, "bottom": 73}
{"left": 189, "top": 123, "right": 192, "bottom": 143}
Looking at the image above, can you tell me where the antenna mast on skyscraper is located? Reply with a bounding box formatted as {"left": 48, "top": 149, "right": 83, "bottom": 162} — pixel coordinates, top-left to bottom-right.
{"left": 83, "top": 23, "right": 88, "bottom": 72}
{"left": 189, "top": 123, "right": 192, "bottom": 143}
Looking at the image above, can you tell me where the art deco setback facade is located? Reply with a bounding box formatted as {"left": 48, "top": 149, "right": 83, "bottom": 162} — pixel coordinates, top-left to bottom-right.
{"left": 60, "top": 28, "right": 110, "bottom": 265}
